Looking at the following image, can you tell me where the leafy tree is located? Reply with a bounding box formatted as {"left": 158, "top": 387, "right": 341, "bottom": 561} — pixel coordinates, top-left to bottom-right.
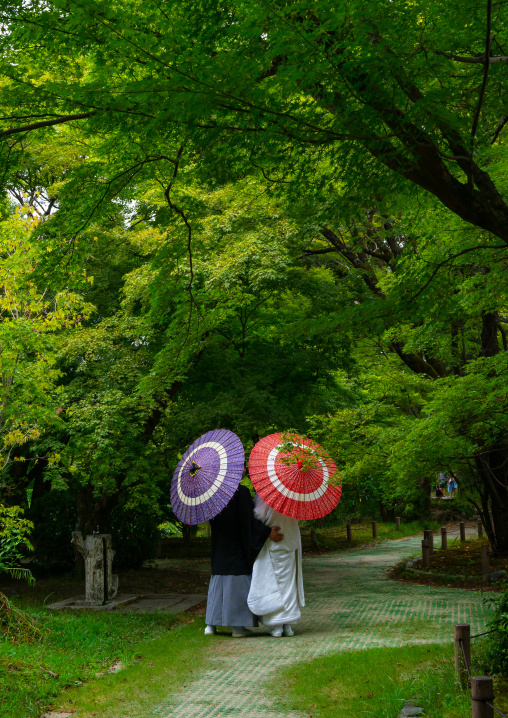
{"left": 0, "top": 505, "right": 41, "bottom": 644}
{"left": 2, "top": 0, "right": 508, "bottom": 557}
{"left": 0, "top": 164, "right": 352, "bottom": 565}
{"left": 0, "top": 503, "right": 34, "bottom": 584}
{"left": 0, "top": 207, "right": 91, "bottom": 472}
{"left": 302, "top": 191, "right": 508, "bottom": 552}
{"left": 1, "top": 0, "right": 508, "bottom": 240}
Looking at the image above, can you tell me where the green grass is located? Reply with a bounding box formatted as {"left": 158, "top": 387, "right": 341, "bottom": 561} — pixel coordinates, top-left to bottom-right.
{"left": 301, "top": 520, "right": 440, "bottom": 552}
{"left": 390, "top": 535, "right": 508, "bottom": 589}
{"left": 0, "top": 606, "right": 208, "bottom": 717}
{"left": 55, "top": 618, "right": 208, "bottom": 717}
{"left": 161, "top": 520, "right": 438, "bottom": 559}
{"left": 269, "top": 643, "right": 508, "bottom": 718}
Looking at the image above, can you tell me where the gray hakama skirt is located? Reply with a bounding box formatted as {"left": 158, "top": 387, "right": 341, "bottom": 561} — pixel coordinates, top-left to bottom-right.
{"left": 205, "top": 575, "right": 259, "bottom": 627}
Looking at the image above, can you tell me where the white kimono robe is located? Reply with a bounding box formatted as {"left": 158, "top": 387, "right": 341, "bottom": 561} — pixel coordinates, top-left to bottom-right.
{"left": 247, "top": 495, "right": 305, "bottom": 625}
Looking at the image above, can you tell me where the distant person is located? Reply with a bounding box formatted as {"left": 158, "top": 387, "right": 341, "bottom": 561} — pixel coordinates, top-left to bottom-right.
{"left": 438, "top": 473, "right": 447, "bottom": 496}
{"left": 205, "top": 482, "right": 284, "bottom": 638}
{"left": 448, "top": 477, "right": 458, "bottom": 494}
{"left": 247, "top": 495, "right": 304, "bottom": 638}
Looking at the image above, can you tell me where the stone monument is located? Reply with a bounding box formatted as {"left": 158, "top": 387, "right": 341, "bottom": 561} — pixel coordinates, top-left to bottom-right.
{"left": 71, "top": 531, "right": 119, "bottom": 606}
{"left": 48, "top": 532, "right": 206, "bottom": 614}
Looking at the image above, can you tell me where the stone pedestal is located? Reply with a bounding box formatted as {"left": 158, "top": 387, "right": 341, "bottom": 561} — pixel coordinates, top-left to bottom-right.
{"left": 71, "top": 532, "right": 118, "bottom": 606}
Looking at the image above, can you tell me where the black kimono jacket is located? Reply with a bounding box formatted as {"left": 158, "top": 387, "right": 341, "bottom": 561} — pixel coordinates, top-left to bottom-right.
{"left": 210, "top": 484, "right": 271, "bottom": 576}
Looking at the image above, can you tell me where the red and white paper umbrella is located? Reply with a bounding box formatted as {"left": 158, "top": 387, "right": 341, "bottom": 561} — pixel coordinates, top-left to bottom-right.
{"left": 248, "top": 432, "right": 342, "bottom": 520}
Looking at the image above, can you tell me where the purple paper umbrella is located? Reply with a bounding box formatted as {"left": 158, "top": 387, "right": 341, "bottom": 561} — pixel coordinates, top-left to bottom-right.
{"left": 170, "top": 429, "right": 245, "bottom": 525}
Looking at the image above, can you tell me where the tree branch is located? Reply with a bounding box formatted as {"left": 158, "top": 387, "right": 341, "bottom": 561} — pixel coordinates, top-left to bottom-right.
{"left": 470, "top": 0, "right": 493, "bottom": 151}
{"left": 320, "top": 227, "right": 386, "bottom": 298}
{"left": 491, "top": 116, "right": 508, "bottom": 145}
{"left": 0, "top": 112, "right": 95, "bottom": 139}
{"left": 298, "top": 247, "right": 338, "bottom": 259}
{"left": 410, "top": 243, "right": 506, "bottom": 302}
{"left": 436, "top": 52, "right": 508, "bottom": 64}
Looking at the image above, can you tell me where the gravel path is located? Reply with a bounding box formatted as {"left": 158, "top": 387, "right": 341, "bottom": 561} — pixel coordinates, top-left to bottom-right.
{"left": 153, "top": 535, "right": 491, "bottom": 718}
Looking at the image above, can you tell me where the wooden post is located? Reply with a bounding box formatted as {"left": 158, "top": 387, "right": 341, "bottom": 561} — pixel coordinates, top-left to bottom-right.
{"left": 454, "top": 624, "right": 471, "bottom": 689}
{"left": 471, "top": 677, "right": 494, "bottom": 718}
{"left": 481, "top": 544, "right": 490, "bottom": 577}
{"left": 460, "top": 521, "right": 466, "bottom": 542}
{"left": 441, "top": 526, "right": 447, "bottom": 550}
{"left": 477, "top": 521, "right": 483, "bottom": 538}
{"left": 346, "top": 523, "right": 352, "bottom": 544}
{"left": 424, "top": 529, "right": 434, "bottom": 554}
{"left": 395, "top": 517, "right": 401, "bottom": 530}
{"left": 422, "top": 539, "right": 430, "bottom": 569}
{"left": 372, "top": 521, "right": 378, "bottom": 538}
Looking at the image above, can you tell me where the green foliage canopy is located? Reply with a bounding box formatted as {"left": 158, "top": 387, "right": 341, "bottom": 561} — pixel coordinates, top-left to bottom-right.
{"left": 1, "top": 0, "right": 508, "bottom": 559}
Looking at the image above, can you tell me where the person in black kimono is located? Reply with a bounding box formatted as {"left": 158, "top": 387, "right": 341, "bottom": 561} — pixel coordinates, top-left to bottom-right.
{"left": 205, "top": 483, "right": 283, "bottom": 637}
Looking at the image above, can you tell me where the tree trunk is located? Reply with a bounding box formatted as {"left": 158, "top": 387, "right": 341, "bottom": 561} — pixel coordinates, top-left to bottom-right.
{"left": 182, "top": 523, "right": 191, "bottom": 548}
{"left": 416, "top": 475, "right": 432, "bottom": 517}
{"left": 480, "top": 311, "right": 500, "bottom": 357}
{"left": 75, "top": 482, "right": 121, "bottom": 535}
{"left": 379, "top": 501, "right": 395, "bottom": 522}
{"left": 475, "top": 446, "right": 508, "bottom": 556}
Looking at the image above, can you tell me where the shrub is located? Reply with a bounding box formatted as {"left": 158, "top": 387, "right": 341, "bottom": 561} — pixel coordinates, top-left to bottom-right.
{"left": 0, "top": 504, "right": 34, "bottom": 584}
{"left": 484, "top": 588, "right": 508, "bottom": 675}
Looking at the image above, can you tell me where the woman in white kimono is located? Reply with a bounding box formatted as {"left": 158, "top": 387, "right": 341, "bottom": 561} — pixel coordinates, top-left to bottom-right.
{"left": 247, "top": 494, "right": 304, "bottom": 637}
